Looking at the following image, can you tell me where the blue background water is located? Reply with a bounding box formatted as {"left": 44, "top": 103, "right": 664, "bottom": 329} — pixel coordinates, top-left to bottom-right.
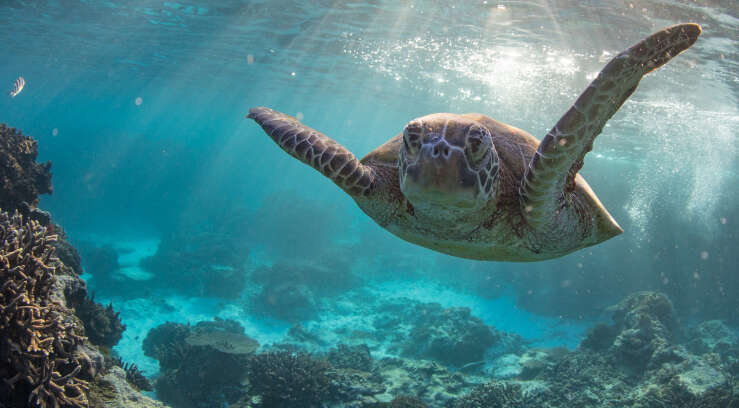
{"left": 0, "top": 0, "right": 737, "bottom": 383}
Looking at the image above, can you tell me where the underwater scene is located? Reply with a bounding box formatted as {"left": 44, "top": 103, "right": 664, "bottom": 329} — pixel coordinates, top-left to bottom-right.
{"left": 1, "top": 1, "right": 738, "bottom": 407}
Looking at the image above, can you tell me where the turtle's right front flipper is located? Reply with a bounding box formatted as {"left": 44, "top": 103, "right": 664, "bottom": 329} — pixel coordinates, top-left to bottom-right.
{"left": 247, "top": 107, "right": 375, "bottom": 196}
{"left": 520, "top": 24, "right": 701, "bottom": 230}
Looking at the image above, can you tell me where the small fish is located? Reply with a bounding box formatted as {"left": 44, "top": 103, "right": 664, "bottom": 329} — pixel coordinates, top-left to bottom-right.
{"left": 8, "top": 76, "right": 25, "bottom": 98}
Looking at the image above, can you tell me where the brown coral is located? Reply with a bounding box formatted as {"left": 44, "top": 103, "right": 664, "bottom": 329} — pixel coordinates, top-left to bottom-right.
{"left": 0, "top": 124, "right": 53, "bottom": 213}
{"left": 0, "top": 210, "right": 89, "bottom": 408}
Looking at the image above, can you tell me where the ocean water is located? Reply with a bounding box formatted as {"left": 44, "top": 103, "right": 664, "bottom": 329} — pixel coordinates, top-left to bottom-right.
{"left": 1, "top": 0, "right": 737, "bottom": 407}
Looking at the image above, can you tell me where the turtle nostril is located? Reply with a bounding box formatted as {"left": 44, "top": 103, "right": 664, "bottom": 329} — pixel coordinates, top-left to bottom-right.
{"left": 433, "top": 146, "right": 440, "bottom": 157}
{"left": 442, "top": 145, "right": 450, "bottom": 158}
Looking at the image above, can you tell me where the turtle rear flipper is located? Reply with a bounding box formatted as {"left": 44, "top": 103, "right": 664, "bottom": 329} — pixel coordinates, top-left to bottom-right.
{"left": 248, "top": 107, "right": 375, "bottom": 197}
{"left": 520, "top": 24, "right": 701, "bottom": 231}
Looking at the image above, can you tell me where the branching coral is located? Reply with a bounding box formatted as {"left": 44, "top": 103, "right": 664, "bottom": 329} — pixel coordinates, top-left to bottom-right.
{"left": 247, "top": 351, "right": 344, "bottom": 407}
{"left": 112, "top": 357, "right": 152, "bottom": 392}
{"left": 449, "top": 382, "right": 535, "bottom": 408}
{"left": 0, "top": 210, "right": 89, "bottom": 408}
{"left": 69, "top": 293, "right": 125, "bottom": 349}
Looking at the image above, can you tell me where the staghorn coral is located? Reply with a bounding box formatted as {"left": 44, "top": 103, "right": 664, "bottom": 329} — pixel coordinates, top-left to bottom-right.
{"left": 0, "top": 210, "right": 89, "bottom": 408}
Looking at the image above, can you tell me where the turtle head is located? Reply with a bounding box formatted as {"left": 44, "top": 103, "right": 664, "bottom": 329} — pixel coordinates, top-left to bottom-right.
{"left": 399, "top": 114, "right": 499, "bottom": 214}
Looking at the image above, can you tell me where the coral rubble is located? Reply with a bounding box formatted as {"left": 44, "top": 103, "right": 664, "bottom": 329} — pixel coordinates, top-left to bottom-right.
{"left": 0, "top": 211, "right": 89, "bottom": 407}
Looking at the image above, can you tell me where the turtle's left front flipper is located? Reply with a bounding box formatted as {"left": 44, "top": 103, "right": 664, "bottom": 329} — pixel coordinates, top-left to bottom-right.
{"left": 520, "top": 24, "right": 701, "bottom": 229}
{"left": 248, "top": 107, "right": 374, "bottom": 196}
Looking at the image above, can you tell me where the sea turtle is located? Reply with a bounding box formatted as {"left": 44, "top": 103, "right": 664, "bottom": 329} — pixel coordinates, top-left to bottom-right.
{"left": 247, "top": 24, "right": 701, "bottom": 261}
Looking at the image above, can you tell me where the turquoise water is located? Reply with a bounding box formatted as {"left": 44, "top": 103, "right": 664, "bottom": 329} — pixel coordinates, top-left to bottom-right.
{"left": 1, "top": 1, "right": 737, "bottom": 406}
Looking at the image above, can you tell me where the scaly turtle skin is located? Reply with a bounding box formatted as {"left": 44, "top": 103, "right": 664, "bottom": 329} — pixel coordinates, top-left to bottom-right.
{"left": 247, "top": 24, "right": 701, "bottom": 261}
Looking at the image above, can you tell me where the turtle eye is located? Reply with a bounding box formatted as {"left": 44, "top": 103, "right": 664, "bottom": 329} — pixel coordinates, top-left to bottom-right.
{"left": 403, "top": 122, "right": 423, "bottom": 154}
{"left": 465, "top": 126, "right": 490, "bottom": 165}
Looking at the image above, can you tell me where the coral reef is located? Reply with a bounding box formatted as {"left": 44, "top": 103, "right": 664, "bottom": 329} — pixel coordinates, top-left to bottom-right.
{"left": 69, "top": 293, "right": 126, "bottom": 349}
{"left": 111, "top": 357, "right": 152, "bottom": 392}
{"left": 253, "top": 280, "right": 318, "bottom": 322}
{"left": 54, "top": 236, "right": 84, "bottom": 276}
{"left": 449, "top": 382, "right": 535, "bottom": 408}
{"left": 250, "top": 260, "right": 360, "bottom": 322}
{"left": 372, "top": 357, "right": 473, "bottom": 405}
{"left": 79, "top": 244, "right": 120, "bottom": 293}
{"left": 88, "top": 366, "right": 168, "bottom": 408}
{"left": 0, "top": 211, "right": 89, "bottom": 407}
{"left": 447, "top": 291, "right": 739, "bottom": 408}
{"left": 143, "top": 318, "right": 258, "bottom": 408}
{"left": 328, "top": 343, "right": 373, "bottom": 371}
{"left": 400, "top": 304, "right": 499, "bottom": 368}
{"left": 140, "top": 229, "right": 248, "bottom": 298}
{"left": 364, "top": 395, "right": 428, "bottom": 407}
{"left": 0, "top": 125, "right": 53, "bottom": 216}
{"left": 246, "top": 350, "right": 344, "bottom": 408}
{"left": 371, "top": 301, "right": 507, "bottom": 370}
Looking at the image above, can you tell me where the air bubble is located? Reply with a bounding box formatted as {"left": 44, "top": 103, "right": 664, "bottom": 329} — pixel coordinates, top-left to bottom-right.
{"left": 135, "top": 97, "right": 143, "bottom": 106}
{"left": 296, "top": 112, "right": 304, "bottom": 121}
{"left": 700, "top": 251, "right": 709, "bottom": 260}
{"left": 246, "top": 54, "right": 254, "bottom": 64}
{"left": 52, "top": 128, "right": 58, "bottom": 137}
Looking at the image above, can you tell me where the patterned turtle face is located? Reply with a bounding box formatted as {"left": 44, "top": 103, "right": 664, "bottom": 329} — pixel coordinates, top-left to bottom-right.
{"left": 399, "top": 114, "right": 499, "bottom": 212}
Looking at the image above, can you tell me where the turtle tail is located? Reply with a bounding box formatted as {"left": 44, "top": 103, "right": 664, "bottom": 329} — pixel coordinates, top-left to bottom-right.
{"left": 247, "top": 107, "right": 375, "bottom": 196}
